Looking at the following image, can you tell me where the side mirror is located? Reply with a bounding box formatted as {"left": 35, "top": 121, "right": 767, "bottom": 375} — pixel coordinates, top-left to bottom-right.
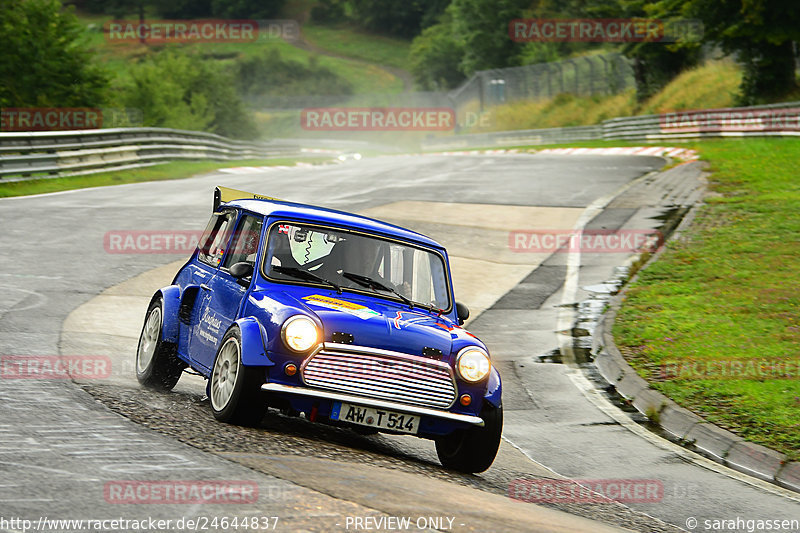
{"left": 455, "top": 302, "right": 470, "bottom": 325}
{"left": 230, "top": 262, "right": 254, "bottom": 280}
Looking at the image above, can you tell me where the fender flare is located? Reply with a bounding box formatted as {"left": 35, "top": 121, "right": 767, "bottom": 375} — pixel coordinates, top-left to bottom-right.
{"left": 153, "top": 286, "right": 181, "bottom": 344}
{"left": 483, "top": 366, "right": 502, "bottom": 408}
{"left": 236, "top": 317, "right": 274, "bottom": 368}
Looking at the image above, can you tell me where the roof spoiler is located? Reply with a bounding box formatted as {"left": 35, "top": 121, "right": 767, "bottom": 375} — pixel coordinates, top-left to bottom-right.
{"left": 213, "top": 186, "right": 281, "bottom": 211}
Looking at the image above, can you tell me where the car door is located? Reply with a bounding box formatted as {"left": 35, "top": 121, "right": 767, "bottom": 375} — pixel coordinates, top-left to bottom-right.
{"left": 190, "top": 213, "right": 264, "bottom": 371}
{"left": 182, "top": 209, "right": 237, "bottom": 367}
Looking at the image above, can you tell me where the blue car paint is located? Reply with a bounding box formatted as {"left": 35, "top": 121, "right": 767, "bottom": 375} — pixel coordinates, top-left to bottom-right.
{"left": 252, "top": 285, "right": 456, "bottom": 356}
{"left": 484, "top": 367, "right": 502, "bottom": 408}
{"left": 237, "top": 317, "right": 274, "bottom": 367}
{"left": 156, "top": 285, "right": 182, "bottom": 344}
{"left": 191, "top": 269, "right": 248, "bottom": 370}
{"left": 151, "top": 197, "right": 502, "bottom": 437}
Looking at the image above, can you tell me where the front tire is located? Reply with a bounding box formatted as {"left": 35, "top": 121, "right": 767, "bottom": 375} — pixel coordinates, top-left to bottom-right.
{"left": 435, "top": 402, "right": 503, "bottom": 473}
{"left": 136, "top": 297, "right": 185, "bottom": 391}
{"left": 210, "top": 328, "right": 266, "bottom": 426}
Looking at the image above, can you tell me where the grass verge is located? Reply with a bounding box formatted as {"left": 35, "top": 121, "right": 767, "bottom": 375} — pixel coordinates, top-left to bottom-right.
{"left": 612, "top": 138, "right": 800, "bottom": 460}
{"left": 0, "top": 158, "right": 325, "bottom": 199}
{"left": 301, "top": 24, "right": 411, "bottom": 71}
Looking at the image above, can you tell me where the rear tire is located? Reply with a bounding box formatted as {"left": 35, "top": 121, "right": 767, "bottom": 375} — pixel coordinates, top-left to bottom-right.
{"left": 136, "top": 297, "right": 185, "bottom": 391}
{"left": 210, "top": 328, "right": 266, "bottom": 426}
{"left": 435, "top": 402, "right": 503, "bottom": 473}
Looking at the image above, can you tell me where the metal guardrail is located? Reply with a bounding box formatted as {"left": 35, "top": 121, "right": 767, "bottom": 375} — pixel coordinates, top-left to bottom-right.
{"left": 422, "top": 125, "right": 603, "bottom": 150}
{"left": 0, "top": 127, "right": 301, "bottom": 181}
{"left": 422, "top": 101, "right": 800, "bottom": 150}
{"left": 4, "top": 101, "right": 800, "bottom": 179}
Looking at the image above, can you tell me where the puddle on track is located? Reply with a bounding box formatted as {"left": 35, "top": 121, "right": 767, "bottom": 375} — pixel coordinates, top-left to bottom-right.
{"left": 536, "top": 204, "right": 690, "bottom": 366}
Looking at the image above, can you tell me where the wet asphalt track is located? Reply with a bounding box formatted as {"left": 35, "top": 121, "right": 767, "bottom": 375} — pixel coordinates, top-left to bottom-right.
{"left": 1, "top": 153, "right": 798, "bottom": 532}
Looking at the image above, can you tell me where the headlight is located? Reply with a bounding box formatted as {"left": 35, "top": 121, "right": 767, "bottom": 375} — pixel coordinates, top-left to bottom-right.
{"left": 456, "top": 347, "right": 491, "bottom": 383}
{"left": 282, "top": 315, "right": 320, "bottom": 353}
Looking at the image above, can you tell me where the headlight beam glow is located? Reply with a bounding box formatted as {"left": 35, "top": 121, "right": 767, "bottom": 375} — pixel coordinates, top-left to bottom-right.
{"left": 456, "top": 348, "right": 491, "bottom": 383}
{"left": 282, "top": 315, "right": 320, "bottom": 353}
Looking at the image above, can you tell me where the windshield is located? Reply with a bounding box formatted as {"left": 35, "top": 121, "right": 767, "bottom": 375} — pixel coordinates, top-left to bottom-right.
{"left": 263, "top": 223, "right": 450, "bottom": 311}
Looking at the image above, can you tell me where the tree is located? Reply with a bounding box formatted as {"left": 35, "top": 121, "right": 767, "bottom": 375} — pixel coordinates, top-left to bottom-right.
{"left": 409, "top": 9, "right": 466, "bottom": 90}
{"left": 74, "top": 0, "right": 149, "bottom": 19}
{"left": 235, "top": 49, "right": 353, "bottom": 97}
{"left": 409, "top": 0, "right": 531, "bottom": 88}
{"left": 517, "top": 0, "right": 600, "bottom": 64}
{"left": 346, "top": 0, "right": 430, "bottom": 38}
{"left": 662, "top": 0, "right": 799, "bottom": 103}
{"left": 450, "top": 0, "right": 529, "bottom": 74}
{"left": 581, "top": 0, "right": 700, "bottom": 102}
{"left": 121, "top": 50, "right": 258, "bottom": 139}
{"left": 209, "top": 0, "right": 286, "bottom": 19}
{"left": 146, "top": 0, "right": 286, "bottom": 19}
{"left": 313, "top": 0, "right": 450, "bottom": 38}
{"left": 0, "top": 0, "right": 109, "bottom": 108}
{"left": 148, "top": 0, "right": 212, "bottom": 18}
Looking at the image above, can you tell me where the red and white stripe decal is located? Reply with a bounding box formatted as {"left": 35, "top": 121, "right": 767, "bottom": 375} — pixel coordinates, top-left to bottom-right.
{"left": 429, "top": 146, "right": 698, "bottom": 161}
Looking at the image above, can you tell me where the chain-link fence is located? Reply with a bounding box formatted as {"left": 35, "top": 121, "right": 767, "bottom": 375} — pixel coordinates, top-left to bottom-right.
{"left": 242, "top": 91, "right": 452, "bottom": 111}
{"left": 246, "top": 53, "right": 634, "bottom": 137}
{"left": 448, "top": 53, "right": 634, "bottom": 114}
{"left": 247, "top": 53, "right": 633, "bottom": 111}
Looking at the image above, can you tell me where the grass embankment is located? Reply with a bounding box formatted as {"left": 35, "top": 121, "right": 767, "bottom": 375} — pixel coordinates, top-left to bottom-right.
{"left": 78, "top": 13, "right": 404, "bottom": 94}
{"left": 481, "top": 61, "right": 743, "bottom": 132}
{"left": 0, "top": 158, "right": 323, "bottom": 199}
{"left": 301, "top": 24, "right": 411, "bottom": 70}
{"left": 613, "top": 139, "right": 800, "bottom": 460}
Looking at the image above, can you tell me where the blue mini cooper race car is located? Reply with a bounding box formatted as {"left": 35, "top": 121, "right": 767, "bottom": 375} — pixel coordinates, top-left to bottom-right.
{"left": 136, "top": 187, "right": 502, "bottom": 472}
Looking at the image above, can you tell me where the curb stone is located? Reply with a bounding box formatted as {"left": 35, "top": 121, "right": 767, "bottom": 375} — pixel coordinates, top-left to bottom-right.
{"left": 614, "top": 370, "right": 649, "bottom": 402}
{"left": 631, "top": 387, "right": 668, "bottom": 418}
{"left": 684, "top": 423, "right": 743, "bottom": 462}
{"left": 657, "top": 404, "right": 702, "bottom": 440}
{"left": 589, "top": 176, "right": 800, "bottom": 494}
{"left": 776, "top": 462, "right": 800, "bottom": 493}
{"left": 726, "top": 442, "right": 787, "bottom": 483}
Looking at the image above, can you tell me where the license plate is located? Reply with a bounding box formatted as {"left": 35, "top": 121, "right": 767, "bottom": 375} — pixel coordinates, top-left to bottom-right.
{"left": 330, "top": 402, "right": 419, "bottom": 434}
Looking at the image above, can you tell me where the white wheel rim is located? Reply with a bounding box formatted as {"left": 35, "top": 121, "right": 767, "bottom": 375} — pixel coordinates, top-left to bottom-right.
{"left": 211, "top": 337, "right": 240, "bottom": 411}
{"left": 137, "top": 306, "right": 161, "bottom": 374}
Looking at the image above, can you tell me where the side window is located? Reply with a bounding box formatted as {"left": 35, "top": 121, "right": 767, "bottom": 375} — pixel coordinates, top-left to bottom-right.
{"left": 197, "top": 211, "right": 236, "bottom": 267}
{"left": 223, "top": 215, "right": 263, "bottom": 269}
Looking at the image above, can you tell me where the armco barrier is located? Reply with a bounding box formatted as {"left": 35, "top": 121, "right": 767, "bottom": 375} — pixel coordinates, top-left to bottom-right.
{"left": 0, "top": 127, "right": 300, "bottom": 181}
{"left": 4, "top": 101, "right": 800, "bottom": 179}
{"left": 422, "top": 100, "right": 800, "bottom": 150}
{"left": 423, "top": 125, "right": 604, "bottom": 150}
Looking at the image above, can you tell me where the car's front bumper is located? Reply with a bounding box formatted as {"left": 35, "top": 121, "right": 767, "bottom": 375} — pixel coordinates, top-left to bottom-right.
{"left": 260, "top": 383, "right": 484, "bottom": 427}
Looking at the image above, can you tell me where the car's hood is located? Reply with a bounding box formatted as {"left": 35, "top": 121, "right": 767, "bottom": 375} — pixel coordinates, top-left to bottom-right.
{"left": 266, "top": 288, "right": 457, "bottom": 358}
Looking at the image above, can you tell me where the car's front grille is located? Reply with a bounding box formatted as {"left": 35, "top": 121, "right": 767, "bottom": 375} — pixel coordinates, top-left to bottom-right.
{"left": 301, "top": 344, "right": 456, "bottom": 409}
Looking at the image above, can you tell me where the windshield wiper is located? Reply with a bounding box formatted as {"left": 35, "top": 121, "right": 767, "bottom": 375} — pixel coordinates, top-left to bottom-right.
{"left": 416, "top": 301, "right": 445, "bottom": 316}
{"left": 272, "top": 265, "right": 342, "bottom": 294}
{"left": 340, "top": 271, "right": 415, "bottom": 308}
